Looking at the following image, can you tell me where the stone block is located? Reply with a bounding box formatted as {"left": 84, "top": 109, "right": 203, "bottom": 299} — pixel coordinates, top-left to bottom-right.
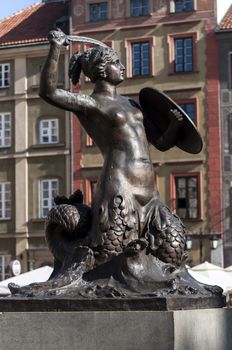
{"left": 0, "top": 308, "right": 231, "bottom": 350}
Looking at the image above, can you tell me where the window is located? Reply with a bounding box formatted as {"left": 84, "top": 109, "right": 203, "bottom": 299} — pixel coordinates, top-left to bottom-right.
{"left": 227, "top": 114, "right": 232, "bottom": 154}
{"left": 90, "top": 181, "right": 97, "bottom": 199}
{"left": 125, "top": 37, "right": 155, "bottom": 78}
{"left": 179, "top": 102, "right": 195, "bottom": 123}
{"left": 0, "top": 182, "right": 11, "bottom": 220}
{"left": 175, "top": 38, "right": 193, "bottom": 73}
{"left": 86, "top": 134, "right": 94, "bottom": 147}
{"left": 0, "top": 113, "right": 11, "bottom": 147}
{"left": 168, "top": 33, "right": 197, "bottom": 74}
{"left": 173, "top": 175, "right": 199, "bottom": 219}
{"left": 175, "top": 0, "right": 193, "bottom": 12}
{"left": 170, "top": 0, "right": 195, "bottom": 13}
{"left": 224, "top": 155, "right": 231, "bottom": 172}
{"left": 226, "top": 184, "right": 232, "bottom": 230}
{"left": 89, "top": 2, "right": 108, "bottom": 21}
{"left": 0, "top": 255, "right": 11, "bottom": 281}
{"left": 130, "top": 0, "right": 149, "bottom": 17}
{"left": 32, "top": 64, "right": 43, "bottom": 87}
{"left": 0, "top": 63, "right": 10, "bottom": 88}
{"left": 40, "top": 179, "right": 58, "bottom": 218}
{"left": 132, "top": 42, "right": 150, "bottom": 77}
{"left": 39, "top": 119, "right": 59, "bottom": 144}
{"left": 228, "top": 52, "right": 232, "bottom": 89}
{"left": 86, "top": 179, "right": 98, "bottom": 205}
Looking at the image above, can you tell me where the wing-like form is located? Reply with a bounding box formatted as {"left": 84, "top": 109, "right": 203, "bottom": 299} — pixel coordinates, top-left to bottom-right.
{"left": 139, "top": 87, "right": 203, "bottom": 154}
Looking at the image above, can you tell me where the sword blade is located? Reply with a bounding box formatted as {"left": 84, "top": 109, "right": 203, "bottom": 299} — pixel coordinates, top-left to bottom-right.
{"left": 66, "top": 35, "right": 108, "bottom": 48}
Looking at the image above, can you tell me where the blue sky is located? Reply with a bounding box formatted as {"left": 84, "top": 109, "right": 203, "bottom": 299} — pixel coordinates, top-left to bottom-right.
{"left": 0, "top": 0, "right": 41, "bottom": 20}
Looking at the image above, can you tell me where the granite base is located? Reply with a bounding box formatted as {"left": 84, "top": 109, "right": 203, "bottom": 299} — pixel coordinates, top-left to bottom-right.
{"left": 0, "top": 308, "right": 231, "bottom": 350}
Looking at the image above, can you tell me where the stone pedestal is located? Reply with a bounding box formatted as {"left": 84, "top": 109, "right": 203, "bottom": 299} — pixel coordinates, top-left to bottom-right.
{"left": 0, "top": 308, "right": 231, "bottom": 350}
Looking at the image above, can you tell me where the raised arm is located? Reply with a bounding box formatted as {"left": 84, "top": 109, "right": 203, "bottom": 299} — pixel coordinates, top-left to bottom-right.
{"left": 39, "top": 29, "right": 97, "bottom": 114}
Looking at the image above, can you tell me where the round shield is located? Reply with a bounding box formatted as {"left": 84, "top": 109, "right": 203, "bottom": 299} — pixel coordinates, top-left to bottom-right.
{"left": 139, "top": 87, "right": 203, "bottom": 154}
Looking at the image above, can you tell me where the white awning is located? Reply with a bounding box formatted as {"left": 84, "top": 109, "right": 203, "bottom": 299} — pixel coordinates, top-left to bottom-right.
{"left": 188, "top": 262, "right": 232, "bottom": 293}
{"left": 0, "top": 266, "right": 53, "bottom": 295}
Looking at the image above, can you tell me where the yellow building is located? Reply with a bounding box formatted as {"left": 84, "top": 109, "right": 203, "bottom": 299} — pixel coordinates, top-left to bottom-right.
{"left": 0, "top": 0, "right": 71, "bottom": 278}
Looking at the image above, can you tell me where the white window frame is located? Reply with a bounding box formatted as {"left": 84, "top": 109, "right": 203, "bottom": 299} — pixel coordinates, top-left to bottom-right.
{"left": 39, "top": 119, "right": 59, "bottom": 144}
{"left": 0, "top": 113, "right": 11, "bottom": 148}
{"left": 0, "top": 63, "right": 10, "bottom": 88}
{"left": 40, "top": 179, "right": 58, "bottom": 218}
{"left": 0, "top": 182, "right": 11, "bottom": 220}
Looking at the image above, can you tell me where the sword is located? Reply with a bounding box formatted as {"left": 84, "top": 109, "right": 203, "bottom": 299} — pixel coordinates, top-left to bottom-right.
{"left": 66, "top": 35, "right": 108, "bottom": 48}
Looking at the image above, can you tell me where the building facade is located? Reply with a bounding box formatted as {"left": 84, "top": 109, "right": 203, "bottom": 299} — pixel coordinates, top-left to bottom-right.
{"left": 0, "top": 0, "right": 71, "bottom": 279}
{"left": 71, "top": 0, "right": 223, "bottom": 265}
{"left": 217, "top": 5, "right": 232, "bottom": 267}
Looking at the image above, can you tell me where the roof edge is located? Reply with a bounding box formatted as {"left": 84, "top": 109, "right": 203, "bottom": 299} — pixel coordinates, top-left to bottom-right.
{"left": 218, "top": 3, "right": 232, "bottom": 30}
{"left": 0, "top": 2, "right": 42, "bottom": 23}
{"left": 0, "top": 41, "right": 49, "bottom": 49}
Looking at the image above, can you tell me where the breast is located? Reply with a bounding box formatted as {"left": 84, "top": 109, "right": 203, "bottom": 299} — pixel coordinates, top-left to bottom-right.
{"left": 110, "top": 111, "right": 127, "bottom": 127}
{"left": 132, "top": 110, "right": 144, "bottom": 122}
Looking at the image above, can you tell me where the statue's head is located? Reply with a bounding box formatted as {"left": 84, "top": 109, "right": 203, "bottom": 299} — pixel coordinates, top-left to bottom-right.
{"left": 69, "top": 46, "right": 124, "bottom": 85}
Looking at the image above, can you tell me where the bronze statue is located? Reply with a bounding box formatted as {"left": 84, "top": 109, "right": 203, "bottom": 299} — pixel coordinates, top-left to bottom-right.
{"left": 9, "top": 29, "right": 222, "bottom": 299}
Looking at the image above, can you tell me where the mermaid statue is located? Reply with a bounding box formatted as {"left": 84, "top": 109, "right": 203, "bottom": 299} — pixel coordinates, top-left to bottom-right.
{"left": 9, "top": 29, "right": 222, "bottom": 299}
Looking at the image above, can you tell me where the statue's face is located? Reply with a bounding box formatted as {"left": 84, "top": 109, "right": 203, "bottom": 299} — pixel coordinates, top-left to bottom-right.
{"left": 104, "top": 58, "right": 125, "bottom": 85}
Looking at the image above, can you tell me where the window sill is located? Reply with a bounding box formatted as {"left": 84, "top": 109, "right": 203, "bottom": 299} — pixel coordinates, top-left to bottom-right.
{"left": 129, "top": 14, "right": 151, "bottom": 18}
{"left": 181, "top": 218, "right": 203, "bottom": 223}
{"left": 170, "top": 10, "right": 196, "bottom": 15}
{"left": 126, "top": 74, "right": 154, "bottom": 80}
{"left": 29, "top": 218, "right": 45, "bottom": 223}
{"left": 30, "top": 82, "right": 63, "bottom": 90}
{"left": 0, "top": 218, "right": 11, "bottom": 222}
{"left": 31, "top": 143, "right": 65, "bottom": 149}
{"left": 168, "top": 70, "right": 199, "bottom": 76}
{"left": 0, "top": 146, "right": 11, "bottom": 149}
{"left": 30, "top": 84, "right": 40, "bottom": 89}
{"left": 0, "top": 86, "right": 10, "bottom": 89}
{"left": 88, "top": 18, "right": 108, "bottom": 23}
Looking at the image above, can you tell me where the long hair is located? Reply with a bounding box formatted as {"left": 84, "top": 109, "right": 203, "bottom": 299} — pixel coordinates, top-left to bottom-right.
{"left": 68, "top": 46, "right": 118, "bottom": 85}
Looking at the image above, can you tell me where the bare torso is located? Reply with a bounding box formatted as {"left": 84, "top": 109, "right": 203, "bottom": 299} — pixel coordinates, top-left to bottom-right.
{"left": 72, "top": 93, "right": 159, "bottom": 245}
{"left": 76, "top": 94, "right": 158, "bottom": 207}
